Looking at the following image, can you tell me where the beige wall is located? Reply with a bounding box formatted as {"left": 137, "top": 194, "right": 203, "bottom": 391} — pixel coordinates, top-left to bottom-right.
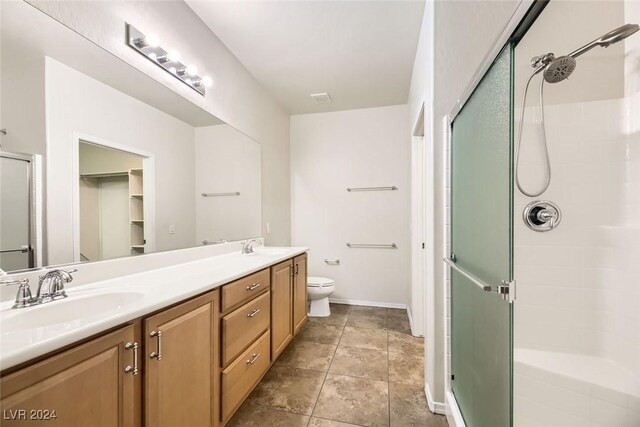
{"left": 290, "top": 105, "right": 411, "bottom": 307}
{"left": 79, "top": 143, "right": 142, "bottom": 175}
{"left": 194, "top": 125, "right": 262, "bottom": 244}
{"left": 28, "top": 0, "right": 291, "bottom": 246}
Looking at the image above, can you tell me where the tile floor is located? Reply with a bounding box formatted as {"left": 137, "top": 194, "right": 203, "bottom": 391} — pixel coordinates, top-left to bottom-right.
{"left": 228, "top": 304, "right": 448, "bottom": 427}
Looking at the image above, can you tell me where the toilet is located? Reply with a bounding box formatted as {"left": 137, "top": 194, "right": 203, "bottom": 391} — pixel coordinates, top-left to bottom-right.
{"left": 307, "top": 276, "right": 335, "bottom": 317}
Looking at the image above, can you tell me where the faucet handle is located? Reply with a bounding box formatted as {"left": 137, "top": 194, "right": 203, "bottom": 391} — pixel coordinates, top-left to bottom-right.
{"left": 0, "top": 278, "right": 34, "bottom": 308}
{"left": 0, "top": 277, "right": 29, "bottom": 287}
{"left": 60, "top": 269, "right": 78, "bottom": 282}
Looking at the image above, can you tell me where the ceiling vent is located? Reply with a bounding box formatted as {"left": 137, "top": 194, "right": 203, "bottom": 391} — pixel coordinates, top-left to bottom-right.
{"left": 310, "top": 92, "right": 332, "bottom": 104}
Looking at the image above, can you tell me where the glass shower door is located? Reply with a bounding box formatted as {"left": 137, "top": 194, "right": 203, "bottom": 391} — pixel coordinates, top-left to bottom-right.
{"left": 450, "top": 45, "right": 513, "bottom": 427}
{"left": 0, "top": 154, "right": 33, "bottom": 271}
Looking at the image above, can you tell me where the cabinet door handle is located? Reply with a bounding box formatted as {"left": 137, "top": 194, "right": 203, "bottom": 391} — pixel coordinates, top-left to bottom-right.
{"left": 246, "top": 283, "right": 261, "bottom": 291}
{"left": 247, "top": 308, "right": 261, "bottom": 318}
{"left": 149, "top": 330, "right": 162, "bottom": 360}
{"left": 124, "top": 341, "right": 139, "bottom": 375}
{"left": 246, "top": 353, "right": 261, "bottom": 365}
{"left": 290, "top": 266, "right": 294, "bottom": 277}
{"left": 295, "top": 264, "right": 299, "bottom": 275}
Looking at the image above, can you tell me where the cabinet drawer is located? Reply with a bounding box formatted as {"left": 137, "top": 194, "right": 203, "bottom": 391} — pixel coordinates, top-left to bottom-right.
{"left": 221, "top": 269, "right": 270, "bottom": 313}
{"left": 222, "top": 291, "right": 271, "bottom": 367}
{"left": 221, "top": 330, "right": 270, "bottom": 422}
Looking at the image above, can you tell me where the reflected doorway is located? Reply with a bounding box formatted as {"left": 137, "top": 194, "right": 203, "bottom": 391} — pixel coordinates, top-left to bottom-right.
{"left": 78, "top": 141, "right": 147, "bottom": 262}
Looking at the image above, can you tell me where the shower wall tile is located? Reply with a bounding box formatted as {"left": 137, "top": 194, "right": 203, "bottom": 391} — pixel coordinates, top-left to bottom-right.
{"left": 515, "top": 88, "right": 640, "bottom": 381}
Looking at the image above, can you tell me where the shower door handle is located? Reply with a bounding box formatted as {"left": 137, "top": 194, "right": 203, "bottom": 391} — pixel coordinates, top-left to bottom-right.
{"left": 443, "top": 257, "right": 515, "bottom": 303}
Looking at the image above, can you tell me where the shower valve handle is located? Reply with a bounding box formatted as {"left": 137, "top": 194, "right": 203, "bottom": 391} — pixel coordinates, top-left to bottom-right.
{"left": 537, "top": 209, "right": 557, "bottom": 226}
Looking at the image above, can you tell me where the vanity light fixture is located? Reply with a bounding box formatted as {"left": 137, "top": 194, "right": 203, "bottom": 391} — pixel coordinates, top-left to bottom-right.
{"left": 126, "top": 23, "right": 212, "bottom": 96}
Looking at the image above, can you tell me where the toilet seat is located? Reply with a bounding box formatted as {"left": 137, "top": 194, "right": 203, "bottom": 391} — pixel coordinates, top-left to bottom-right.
{"left": 307, "top": 277, "right": 334, "bottom": 288}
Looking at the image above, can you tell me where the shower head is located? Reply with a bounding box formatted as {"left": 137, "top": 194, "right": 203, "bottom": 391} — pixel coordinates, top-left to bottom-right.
{"left": 568, "top": 23, "right": 640, "bottom": 58}
{"left": 543, "top": 56, "right": 577, "bottom": 83}
{"left": 531, "top": 23, "right": 639, "bottom": 84}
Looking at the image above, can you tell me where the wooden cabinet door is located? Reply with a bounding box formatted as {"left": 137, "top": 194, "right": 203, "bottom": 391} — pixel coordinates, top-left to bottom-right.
{"left": 270, "top": 259, "right": 293, "bottom": 360}
{"left": 0, "top": 324, "right": 140, "bottom": 427}
{"left": 144, "top": 290, "right": 219, "bottom": 427}
{"left": 293, "top": 253, "right": 308, "bottom": 335}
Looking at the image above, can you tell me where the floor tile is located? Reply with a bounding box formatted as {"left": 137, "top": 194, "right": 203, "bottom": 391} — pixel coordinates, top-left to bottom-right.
{"left": 340, "top": 326, "right": 387, "bottom": 351}
{"left": 389, "top": 382, "right": 447, "bottom": 427}
{"left": 309, "top": 313, "right": 349, "bottom": 327}
{"left": 330, "top": 304, "right": 352, "bottom": 315}
{"left": 227, "top": 400, "right": 310, "bottom": 426}
{"left": 247, "top": 366, "right": 326, "bottom": 415}
{"left": 388, "top": 351, "right": 424, "bottom": 386}
{"left": 329, "top": 345, "right": 388, "bottom": 381}
{"left": 276, "top": 340, "right": 336, "bottom": 372}
{"left": 388, "top": 330, "right": 424, "bottom": 355}
{"left": 309, "top": 417, "right": 364, "bottom": 426}
{"left": 386, "top": 308, "right": 407, "bottom": 319}
{"left": 386, "top": 316, "right": 411, "bottom": 334}
{"left": 346, "top": 314, "right": 387, "bottom": 329}
{"left": 350, "top": 306, "right": 387, "bottom": 318}
{"left": 297, "top": 323, "right": 344, "bottom": 346}
{"left": 313, "top": 374, "right": 390, "bottom": 427}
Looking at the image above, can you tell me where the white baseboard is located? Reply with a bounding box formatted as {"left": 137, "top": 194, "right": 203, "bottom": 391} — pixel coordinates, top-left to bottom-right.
{"left": 445, "top": 390, "right": 466, "bottom": 427}
{"left": 406, "top": 306, "right": 424, "bottom": 338}
{"left": 425, "top": 384, "right": 446, "bottom": 415}
{"left": 328, "top": 298, "right": 406, "bottom": 310}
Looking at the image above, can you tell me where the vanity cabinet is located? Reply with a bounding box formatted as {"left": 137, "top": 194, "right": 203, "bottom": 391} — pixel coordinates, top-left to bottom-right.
{"left": 144, "top": 290, "right": 219, "bottom": 427}
{"left": 219, "top": 270, "right": 272, "bottom": 424}
{"left": 292, "top": 253, "right": 308, "bottom": 335}
{"left": 0, "top": 252, "right": 309, "bottom": 427}
{"left": 0, "top": 324, "right": 140, "bottom": 427}
{"left": 270, "top": 259, "right": 294, "bottom": 360}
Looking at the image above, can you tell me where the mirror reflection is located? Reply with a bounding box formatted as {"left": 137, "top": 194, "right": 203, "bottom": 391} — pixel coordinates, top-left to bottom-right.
{"left": 0, "top": 1, "right": 262, "bottom": 273}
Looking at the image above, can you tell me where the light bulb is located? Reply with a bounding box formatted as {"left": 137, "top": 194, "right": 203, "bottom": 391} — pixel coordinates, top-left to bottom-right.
{"left": 186, "top": 65, "right": 198, "bottom": 76}
{"left": 202, "top": 76, "right": 213, "bottom": 88}
{"left": 185, "top": 78, "right": 192, "bottom": 85}
{"left": 167, "top": 50, "right": 181, "bottom": 63}
{"left": 145, "top": 33, "right": 159, "bottom": 48}
{"left": 147, "top": 52, "right": 157, "bottom": 61}
{"left": 168, "top": 66, "right": 177, "bottom": 74}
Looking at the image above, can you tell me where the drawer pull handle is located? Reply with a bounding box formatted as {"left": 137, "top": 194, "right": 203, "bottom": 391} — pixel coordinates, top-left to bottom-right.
{"left": 246, "top": 283, "right": 261, "bottom": 291}
{"left": 247, "top": 309, "right": 261, "bottom": 318}
{"left": 124, "top": 341, "right": 139, "bottom": 375}
{"left": 246, "top": 353, "right": 261, "bottom": 365}
{"left": 150, "top": 330, "right": 162, "bottom": 360}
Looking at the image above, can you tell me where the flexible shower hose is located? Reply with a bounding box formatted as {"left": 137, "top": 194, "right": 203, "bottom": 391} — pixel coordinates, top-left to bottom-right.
{"left": 515, "top": 71, "right": 551, "bottom": 197}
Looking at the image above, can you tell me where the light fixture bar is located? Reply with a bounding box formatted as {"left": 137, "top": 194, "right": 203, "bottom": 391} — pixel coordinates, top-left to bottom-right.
{"left": 125, "top": 23, "right": 211, "bottom": 96}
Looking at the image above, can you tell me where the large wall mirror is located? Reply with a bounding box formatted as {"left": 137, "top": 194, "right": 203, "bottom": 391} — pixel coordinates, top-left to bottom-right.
{"left": 0, "top": 1, "right": 262, "bottom": 273}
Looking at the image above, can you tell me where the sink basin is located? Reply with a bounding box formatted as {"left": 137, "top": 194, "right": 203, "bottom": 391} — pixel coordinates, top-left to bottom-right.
{"left": 1, "top": 290, "right": 145, "bottom": 331}
{"left": 251, "top": 248, "right": 289, "bottom": 256}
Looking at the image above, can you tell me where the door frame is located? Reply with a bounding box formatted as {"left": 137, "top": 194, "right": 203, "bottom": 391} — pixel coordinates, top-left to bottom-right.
{"left": 71, "top": 132, "right": 156, "bottom": 263}
{"left": 410, "top": 103, "right": 426, "bottom": 338}
{"left": 0, "top": 150, "right": 42, "bottom": 271}
{"left": 440, "top": 1, "right": 548, "bottom": 426}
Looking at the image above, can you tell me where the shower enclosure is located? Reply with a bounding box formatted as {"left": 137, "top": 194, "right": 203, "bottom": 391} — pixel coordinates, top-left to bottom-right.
{"left": 447, "top": 1, "right": 640, "bottom": 426}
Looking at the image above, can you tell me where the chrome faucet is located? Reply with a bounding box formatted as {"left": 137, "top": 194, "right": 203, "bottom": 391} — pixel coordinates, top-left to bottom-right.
{"left": 36, "top": 269, "right": 76, "bottom": 303}
{"left": 0, "top": 269, "right": 77, "bottom": 309}
{"left": 241, "top": 239, "right": 262, "bottom": 254}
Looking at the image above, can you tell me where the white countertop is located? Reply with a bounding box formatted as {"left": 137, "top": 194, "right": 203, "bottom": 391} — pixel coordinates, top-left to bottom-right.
{"left": 0, "top": 246, "right": 308, "bottom": 370}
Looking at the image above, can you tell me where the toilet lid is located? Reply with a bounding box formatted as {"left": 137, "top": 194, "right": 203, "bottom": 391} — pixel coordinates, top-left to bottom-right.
{"left": 307, "top": 276, "right": 334, "bottom": 288}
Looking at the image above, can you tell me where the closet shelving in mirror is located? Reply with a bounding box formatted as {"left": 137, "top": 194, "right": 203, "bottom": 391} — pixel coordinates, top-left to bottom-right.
{"left": 128, "top": 168, "right": 144, "bottom": 254}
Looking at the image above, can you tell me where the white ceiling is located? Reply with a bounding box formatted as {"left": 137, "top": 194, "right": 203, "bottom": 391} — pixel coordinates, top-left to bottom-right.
{"left": 186, "top": 0, "right": 425, "bottom": 115}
